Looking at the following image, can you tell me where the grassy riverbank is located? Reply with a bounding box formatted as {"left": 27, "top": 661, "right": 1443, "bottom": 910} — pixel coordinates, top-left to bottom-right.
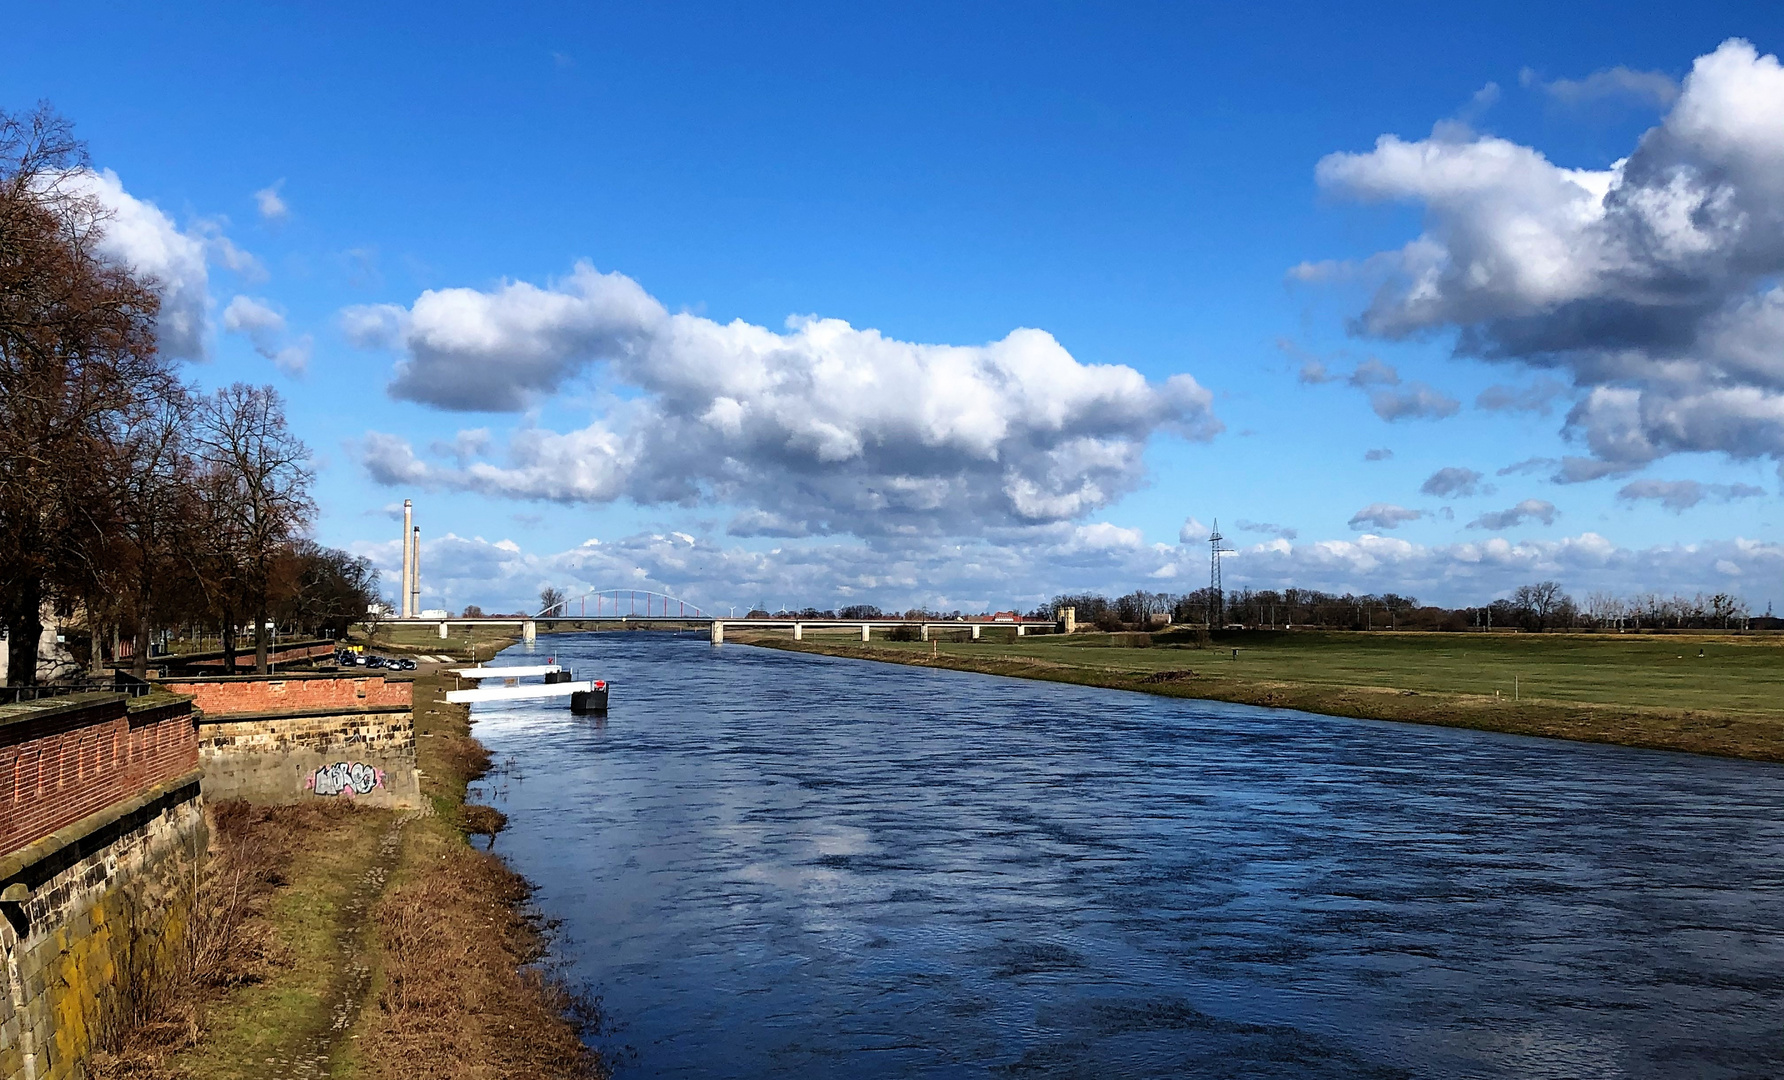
{"left": 737, "top": 628, "right": 1784, "bottom": 762}
{"left": 98, "top": 636, "right": 604, "bottom": 1080}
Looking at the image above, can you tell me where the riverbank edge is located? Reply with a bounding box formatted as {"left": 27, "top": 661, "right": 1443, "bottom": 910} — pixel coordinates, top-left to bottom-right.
{"left": 121, "top": 629, "right": 607, "bottom": 1078}
{"left": 345, "top": 656, "right": 606, "bottom": 1077}
{"left": 737, "top": 634, "right": 1784, "bottom": 763}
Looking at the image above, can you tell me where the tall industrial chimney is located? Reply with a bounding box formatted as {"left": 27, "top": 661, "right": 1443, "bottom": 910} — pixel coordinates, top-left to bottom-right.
{"left": 400, "top": 500, "right": 413, "bottom": 618}
{"left": 410, "top": 526, "right": 421, "bottom": 616}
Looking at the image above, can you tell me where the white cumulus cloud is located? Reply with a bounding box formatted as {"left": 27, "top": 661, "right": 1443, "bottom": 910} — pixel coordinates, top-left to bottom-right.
{"left": 223, "top": 295, "right": 310, "bottom": 376}
{"left": 1301, "top": 356, "right": 1460, "bottom": 422}
{"left": 345, "top": 262, "right": 1221, "bottom": 536}
{"left": 1468, "top": 499, "right": 1559, "bottom": 530}
{"left": 1520, "top": 65, "right": 1680, "bottom": 108}
{"left": 1305, "top": 39, "right": 1784, "bottom": 476}
{"left": 1616, "top": 478, "right": 1765, "bottom": 512}
{"left": 1348, "top": 503, "right": 1423, "bottom": 530}
{"left": 1420, "top": 466, "right": 1490, "bottom": 498}
{"left": 347, "top": 524, "right": 1784, "bottom": 616}
{"left": 68, "top": 168, "right": 213, "bottom": 360}
{"left": 255, "top": 180, "right": 288, "bottom": 222}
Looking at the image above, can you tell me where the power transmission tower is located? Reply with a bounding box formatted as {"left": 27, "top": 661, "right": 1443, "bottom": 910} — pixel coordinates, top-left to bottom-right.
{"left": 1208, "top": 519, "right": 1234, "bottom": 629}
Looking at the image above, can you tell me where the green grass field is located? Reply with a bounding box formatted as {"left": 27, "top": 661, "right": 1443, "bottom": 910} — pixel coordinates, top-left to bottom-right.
{"left": 751, "top": 627, "right": 1784, "bottom": 760}
{"left": 355, "top": 621, "right": 518, "bottom": 660}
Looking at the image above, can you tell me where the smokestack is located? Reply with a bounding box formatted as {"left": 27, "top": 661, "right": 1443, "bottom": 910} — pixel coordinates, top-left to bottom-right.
{"left": 400, "top": 500, "right": 413, "bottom": 618}
{"left": 411, "top": 526, "right": 421, "bottom": 616}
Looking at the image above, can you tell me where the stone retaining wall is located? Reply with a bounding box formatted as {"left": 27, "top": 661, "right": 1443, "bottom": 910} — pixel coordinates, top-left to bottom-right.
{"left": 1, "top": 694, "right": 204, "bottom": 1080}
{"left": 165, "top": 674, "right": 418, "bottom": 810}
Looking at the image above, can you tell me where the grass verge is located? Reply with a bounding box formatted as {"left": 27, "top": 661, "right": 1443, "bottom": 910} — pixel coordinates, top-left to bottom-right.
{"left": 89, "top": 800, "right": 386, "bottom": 1080}
{"left": 342, "top": 662, "right": 607, "bottom": 1080}
{"left": 738, "top": 628, "right": 1784, "bottom": 762}
{"left": 96, "top": 634, "right": 606, "bottom": 1079}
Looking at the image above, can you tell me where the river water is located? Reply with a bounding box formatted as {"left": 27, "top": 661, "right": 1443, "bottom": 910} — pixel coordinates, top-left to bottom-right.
{"left": 465, "top": 633, "right": 1784, "bottom": 1078}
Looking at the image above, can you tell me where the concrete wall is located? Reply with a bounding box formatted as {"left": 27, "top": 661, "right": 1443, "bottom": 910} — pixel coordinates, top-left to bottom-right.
{"left": 163, "top": 674, "right": 418, "bottom": 810}
{"left": 1, "top": 695, "right": 204, "bottom": 1080}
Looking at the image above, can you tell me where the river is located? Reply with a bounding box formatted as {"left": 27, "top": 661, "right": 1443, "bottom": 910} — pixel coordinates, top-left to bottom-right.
{"left": 464, "top": 633, "right": 1784, "bottom": 1078}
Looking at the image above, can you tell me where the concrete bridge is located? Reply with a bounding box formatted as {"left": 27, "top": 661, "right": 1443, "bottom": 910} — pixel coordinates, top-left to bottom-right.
{"left": 395, "top": 613, "right": 1053, "bottom": 644}
{"left": 392, "top": 589, "right": 1062, "bottom": 645}
{"left": 703, "top": 618, "right": 1049, "bottom": 644}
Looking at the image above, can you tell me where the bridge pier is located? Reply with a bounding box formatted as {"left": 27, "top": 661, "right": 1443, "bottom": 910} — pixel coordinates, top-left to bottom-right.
{"left": 710, "top": 621, "right": 725, "bottom": 645}
{"left": 793, "top": 622, "right": 804, "bottom": 641}
{"left": 1016, "top": 624, "right": 1027, "bottom": 637}
{"left": 523, "top": 620, "right": 536, "bottom": 644}
{"left": 438, "top": 621, "right": 449, "bottom": 639}
{"left": 860, "top": 624, "right": 871, "bottom": 642}
{"left": 971, "top": 625, "right": 981, "bottom": 640}
{"left": 920, "top": 624, "right": 929, "bottom": 642}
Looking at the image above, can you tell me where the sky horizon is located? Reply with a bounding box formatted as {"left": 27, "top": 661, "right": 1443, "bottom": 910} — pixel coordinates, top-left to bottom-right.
{"left": 7, "top": 3, "right": 1783, "bottom": 616}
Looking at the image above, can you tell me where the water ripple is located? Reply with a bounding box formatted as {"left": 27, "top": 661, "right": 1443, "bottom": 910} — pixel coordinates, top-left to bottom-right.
{"left": 468, "top": 635, "right": 1784, "bottom": 1078}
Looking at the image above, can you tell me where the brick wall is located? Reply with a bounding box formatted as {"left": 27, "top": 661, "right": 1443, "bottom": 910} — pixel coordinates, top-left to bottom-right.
{"left": 180, "top": 641, "right": 337, "bottom": 671}
{"left": 0, "top": 696, "right": 198, "bottom": 857}
{"left": 162, "top": 674, "right": 411, "bottom": 717}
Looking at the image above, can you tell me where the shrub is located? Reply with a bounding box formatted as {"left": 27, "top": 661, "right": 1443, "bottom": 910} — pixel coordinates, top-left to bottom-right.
{"left": 1154, "top": 625, "right": 1211, "bottom": 648}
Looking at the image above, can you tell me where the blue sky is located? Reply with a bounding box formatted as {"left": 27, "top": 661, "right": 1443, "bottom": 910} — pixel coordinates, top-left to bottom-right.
{"left": 7, "top": 2, "right": 1784, "bottom": 614}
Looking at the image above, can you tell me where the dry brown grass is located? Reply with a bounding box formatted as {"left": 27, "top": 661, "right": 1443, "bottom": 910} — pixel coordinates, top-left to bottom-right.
{"left": 460, "top": 803, "right": 508, "bottom": 840}
{"left": 355, "top": 846, "right": 606, "bottom": 1080}
{"left": 434, "top": 734, "right": 492, "bottom": 784}
{"left": 98, "top": 655, "right": 602, "bottom": 1079}
{"left": 88, "top": 799, "right": 360, "bottom": 1079}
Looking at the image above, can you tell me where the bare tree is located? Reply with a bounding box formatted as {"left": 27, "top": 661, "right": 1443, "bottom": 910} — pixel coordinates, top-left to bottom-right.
{"left": 274, "top": 541, "right": 380, "bottom": 639}
{"left": 1584, "top": 591, "right": 1625, "bottom": 629}
{"left": 362, "top": 597, "right": 390, "bottom": 643}
{"left": 0, "top": 104, "right": 170, "bottom": 684}
{"left": 1375, "top": 593, "right": 1417, "bottom": 630}
{"left": 103, "top": 388, "right": 199, "bottom": 676}
{"left": 186, "top": 448, "right": 250, "bottom": 670}
{"left": 1511, "top": 581, "right": 1567, "bottom": 631}
{"left": 194, "top": 384, "right": 315, "bottom": 673}
{"left": 538, "top": 586, "right": 567, "bottom": 618}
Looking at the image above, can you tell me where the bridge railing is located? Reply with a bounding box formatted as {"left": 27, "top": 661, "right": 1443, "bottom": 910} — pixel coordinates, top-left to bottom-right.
{"left": 537, "top": 589, "right": 709, "bottom": 620}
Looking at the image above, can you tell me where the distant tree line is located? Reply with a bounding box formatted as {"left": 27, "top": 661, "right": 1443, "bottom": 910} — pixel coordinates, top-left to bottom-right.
{"left": 1051, "top": 582, "right": 1757, "bottom": 634}
{"left": 511, "top": 581, "right": 1760, "bottom": 639}
{"left": 1, "top": 106, "right": 374, "bottom": 683}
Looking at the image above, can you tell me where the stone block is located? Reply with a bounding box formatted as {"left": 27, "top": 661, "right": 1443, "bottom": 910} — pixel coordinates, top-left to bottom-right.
{"left": 2, "top": 787, "right": 202, "bottom": 1080}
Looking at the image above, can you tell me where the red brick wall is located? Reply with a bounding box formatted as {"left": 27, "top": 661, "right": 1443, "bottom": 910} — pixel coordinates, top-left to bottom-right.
{"left": 0, "top": 697, "right": 198, "bottom": 856}
{"left": 162, "top": 675, "right": 412, "bottom": 717}
{"left": 184, "top": 642, "right": 337, "bottom": 670}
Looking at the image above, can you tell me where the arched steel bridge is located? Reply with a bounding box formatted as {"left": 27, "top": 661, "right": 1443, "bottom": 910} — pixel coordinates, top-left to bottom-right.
{"left": 535, "top": 589, "right": 709, "bottom": 620}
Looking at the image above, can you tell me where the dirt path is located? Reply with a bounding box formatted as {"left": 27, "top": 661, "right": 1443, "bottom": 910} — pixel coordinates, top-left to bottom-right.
{"left": 257, "top": 814, "right": 408, "bottom": 1080}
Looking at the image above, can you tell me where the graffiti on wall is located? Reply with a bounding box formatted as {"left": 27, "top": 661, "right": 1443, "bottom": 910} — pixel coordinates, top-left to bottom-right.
{"left": 306, "top": 761, "right": 386, "bottom": 798}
